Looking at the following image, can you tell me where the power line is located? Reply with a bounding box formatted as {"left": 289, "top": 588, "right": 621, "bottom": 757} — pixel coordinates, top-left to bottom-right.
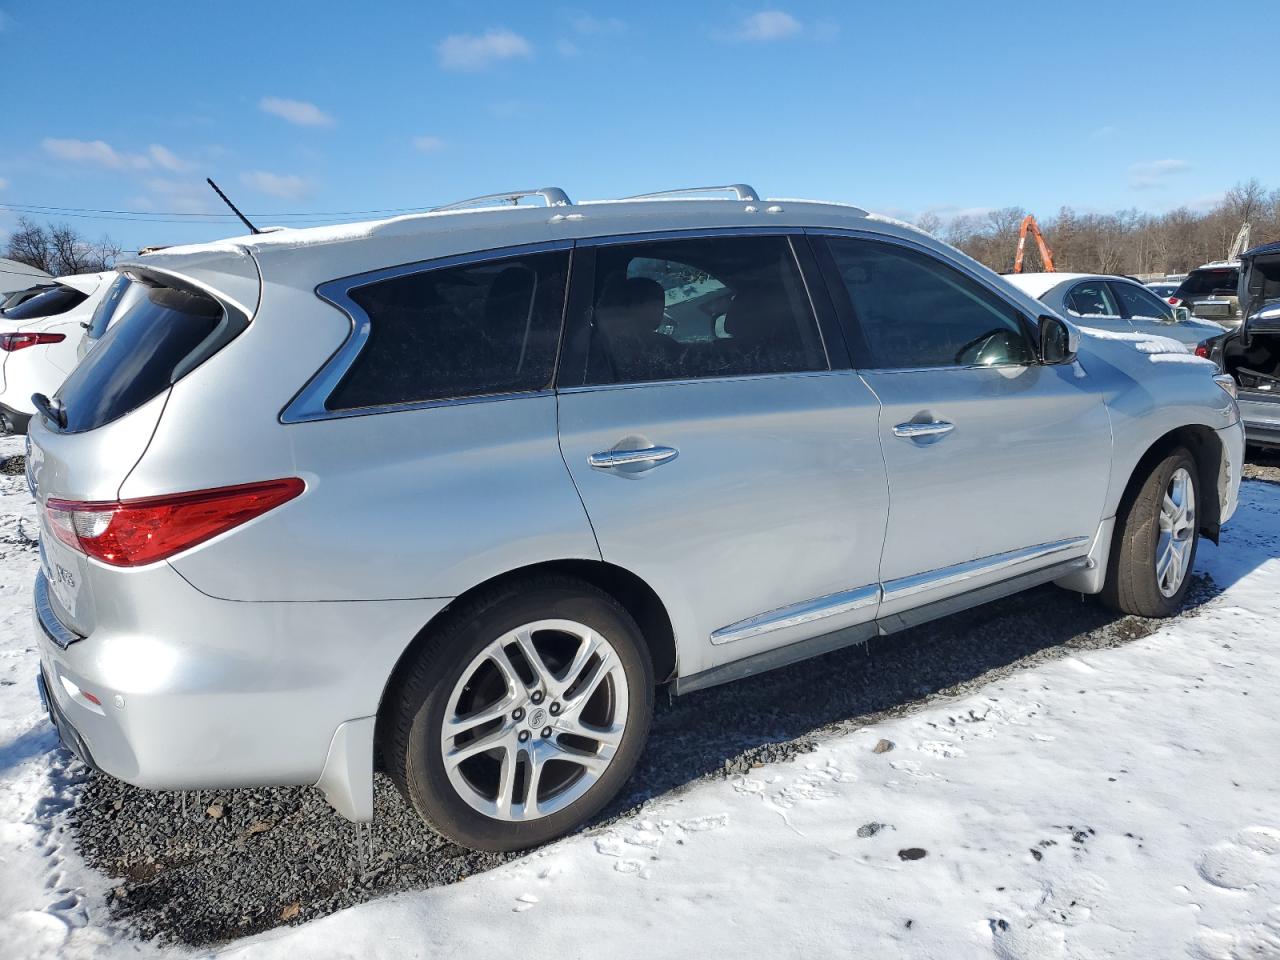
{"left": 0, "top": 200, "right": 437, "bottom": 224}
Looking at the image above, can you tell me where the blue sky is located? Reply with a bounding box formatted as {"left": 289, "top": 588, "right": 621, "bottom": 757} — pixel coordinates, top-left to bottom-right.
{"left": 1, "top": 0, "right": 1273, "bottom": 252}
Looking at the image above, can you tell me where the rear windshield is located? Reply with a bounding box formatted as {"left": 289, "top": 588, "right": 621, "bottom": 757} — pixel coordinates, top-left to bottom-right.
{"left": 1177, "top": 269, "right": 1238, "bottom": 298}
{"left": 55, "top": 284, "right": 224, "bottom": 433}
{"left": 86, "top": 274, "right": 132, "bottom": 340}
{"left": 1, "top": 284, "right": 87, "bottom": 320}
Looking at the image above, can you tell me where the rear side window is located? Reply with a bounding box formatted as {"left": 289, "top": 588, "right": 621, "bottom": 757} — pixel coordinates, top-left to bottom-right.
{"left": 86, "top": 275, "right": 132, "bottom": 340}
{"left": 1, "top": 284, "right": 87, "bottom": 320}
{"left": 823, "top": 237, "right": 1034, "bottom": 369}
{"left": 1178, "top": 269, "right": 1238, "bottom": 298}
{"left": 1111, "top": 281, "right": 1172, "bottom": 321}
{"left": 1065, "top": 281, "right": 1119, "bottom": 318}
{"left": 56, "top": 285, "right": 224, "bottom": 433}
{"left": 578, "top": 235, "right": 826, "bottom": 386}
{"left": 326, "top": 250, "right": 569, "bottom": 411}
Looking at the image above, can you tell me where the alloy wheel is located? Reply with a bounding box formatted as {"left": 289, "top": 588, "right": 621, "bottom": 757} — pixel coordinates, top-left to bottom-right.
{"left": 1156, "top": 466, "right": 1196, "bottom": 598}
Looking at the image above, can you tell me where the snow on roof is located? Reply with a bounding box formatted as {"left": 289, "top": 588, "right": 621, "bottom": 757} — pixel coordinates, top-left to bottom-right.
{"left": 1000, "top": 272, "right": 1092, "bottom": 299}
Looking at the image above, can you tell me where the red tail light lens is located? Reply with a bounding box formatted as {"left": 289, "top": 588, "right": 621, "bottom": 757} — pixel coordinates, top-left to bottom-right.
{"left": 45, "top": 478, "right": 304, "bottom": 567}
{"left": 0, "top": 332, "right": 66, "bottom": 352}
{"left": 1194, "top": 341, "right": 1212, "bottom": 359}
{"left": 1167, "top": 296, "right": 1181, "bottom": 306}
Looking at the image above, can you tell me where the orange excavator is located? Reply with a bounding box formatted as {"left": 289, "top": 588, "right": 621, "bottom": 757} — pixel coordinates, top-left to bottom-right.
{"left": 1013, "top": 214, "right": 1055, "bottom": 273}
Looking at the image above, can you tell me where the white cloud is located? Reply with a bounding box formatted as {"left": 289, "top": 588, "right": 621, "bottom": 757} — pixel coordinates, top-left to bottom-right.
{"left": 569, "top": 14, "right": 626, "bottom": 35}
{"left": 141, "top": 178, "right": 214, "bottom": 214}
{"left": 556, "top": 39, "right": 580, "bottom": 58}
{"left": 259, "top": 97, "right": 335, "bottom": 127}
{"left": 241, "top": 170, "right": 313, "bottom": 200}
{"left": 0, "top": 177, "right": 8, "bottom": 191}
{"left": 412, "top": 135, "right": 445, "bottom": 154}
{"left": 733, "top": 10, "right": 802, "bottom": 41}
{"left": 148, "top": 144, "right": 187, "bottom": 172}
{"left": 41, "top": 138, "right": 152, "bottom": 170}
{"left": 437, "top": 28, "right": 532, "bottom": 71}
{"left": 1129, "top": 159, "right": 1191, "bottom": 190}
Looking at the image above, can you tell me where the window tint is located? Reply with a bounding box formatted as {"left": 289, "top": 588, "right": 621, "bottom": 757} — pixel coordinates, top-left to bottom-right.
{"left": 1, "top": 284, "right": 87, "bottom": 320}
{"left": 824, "top": 237, "right": 1034, "bottom": 369}
{"left": 580, "top": 235, "right": 825, "bottom": 385}
{"left": 326, "top": 251, "right": 568, "bottom": 411}
{"left": 1111, "top": 281, "right": 1173, "bottom": 321}
{"left": 57, "top": 285, "right": 224, "bottom": 433}
{"left": 86, "top": 275, "right": 132, "bottom": 340}
{"left": 1177, "top": 268, "right": 1238, "bottom": 298}
{"left": 1065, "top": 281, "right": 1119, "bottom": 318}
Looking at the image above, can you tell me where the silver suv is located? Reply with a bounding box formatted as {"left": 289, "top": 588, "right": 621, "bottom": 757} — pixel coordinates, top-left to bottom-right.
{"left": 29, "top": 184, "right": 1243, "bottom": 852}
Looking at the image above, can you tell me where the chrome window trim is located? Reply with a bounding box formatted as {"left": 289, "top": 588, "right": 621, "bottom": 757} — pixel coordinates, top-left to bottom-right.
{"left": 881, "top": 537, "right": 1090, "bottom": 604}
{"left": 557, "top": 368, "right": 855, "bottom": 396}
{"left": 804, "top": 227, "right": 1044, "bottom": 373}
{"left": 711, "top": 583, "right": 880, "bottom": 646}
{"left": 280, "top": 240, "right": 573, "bottom": 424}
{"left": 574, "top": 225, "right": 798, "bottom": 248}
{"left": 35, "top": 571, "right": 84, "bottom": 650}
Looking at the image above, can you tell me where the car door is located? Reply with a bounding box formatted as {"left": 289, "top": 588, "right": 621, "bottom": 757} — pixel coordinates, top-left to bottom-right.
{"left": 1061, "top": 278, "right": 1132, "bottom": 334}
{"left": 1109, "top": 279, "right": 1182, "bottom": 340}
{"left": 812, "top": 232, "right": 1112, "bottom": 618}
{"left": 556, "top": 232, "right": 890, "bottom": 680}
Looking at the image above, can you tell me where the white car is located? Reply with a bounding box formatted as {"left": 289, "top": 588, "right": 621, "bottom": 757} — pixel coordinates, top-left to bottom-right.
{"left": 0, "top": 272, "right": 110, "bottom": 434}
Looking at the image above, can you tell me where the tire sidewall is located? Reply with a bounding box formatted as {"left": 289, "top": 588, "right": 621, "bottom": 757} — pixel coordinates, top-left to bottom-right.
{"left": 402, "top": 583, "right": 653, "bottom": 851}
{"left": 1137, "top": 450, "right": 1200, "bottom": 616}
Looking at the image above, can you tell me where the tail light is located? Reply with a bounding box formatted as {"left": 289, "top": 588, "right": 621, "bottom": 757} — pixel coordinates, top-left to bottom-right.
{"left": 1194, "top": 340, "right": 1212, "bottom": 359}
{"left": 45, "top": 478, "right": 304, "bottom": 567}
{"left": 0, "top": 332, "right": 65, "bottom": 351}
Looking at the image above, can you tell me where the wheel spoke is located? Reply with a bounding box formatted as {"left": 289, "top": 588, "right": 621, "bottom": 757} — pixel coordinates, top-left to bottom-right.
{"left": 444, "top": 724, "right": 512, "bottom": 768}
{"left": 551, "top": 631, "right": 603, "bottom": 698}
{"left": 567, "top": 719, "right": 625, "bottom": 747}
{"left": 513, "top": 628, "right": 554, "bottom": 691}
{"left": 564, "top": 650, "right": 615, "bottom": 711}
{"left": 493, "top": 745, "right": 516, "bottom": 819}
{"left": 552, "top": 742, "right": 614, "bottom": 775}
{"left": 446, "top": 693, "right": 518, "bottom": 738}
{"left": 489, "top": 644, "right": 527, "bottom": 695}
{"left": 1156, "top": 541, "right": 1174, "bottom": 587}
{"left": 521, "top": 747, "right": 547, "bottom": 817}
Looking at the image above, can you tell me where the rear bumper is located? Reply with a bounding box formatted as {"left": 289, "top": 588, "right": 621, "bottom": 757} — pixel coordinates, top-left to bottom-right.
{"left": 36, "top": 664, "right": 100, "bottom": 772}
{"left": 0, "top": 402, "right": 32, "bottom": 435}
{"left": 33, "top": 566, "right": 449, "bottom": 806}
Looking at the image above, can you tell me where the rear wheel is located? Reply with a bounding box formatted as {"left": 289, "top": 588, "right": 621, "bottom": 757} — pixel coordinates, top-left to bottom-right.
{"left": 384, "top": 577, "right": 654, "bottom": 851}
{"left": 1102, "top": 448, "right": 1199, "bottom": 618}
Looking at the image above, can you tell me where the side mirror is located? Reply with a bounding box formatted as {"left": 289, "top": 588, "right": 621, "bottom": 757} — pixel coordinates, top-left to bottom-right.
{"left": 1173, "top": 306, "right": 1191, "bottom": 323}
{"left": 1038, "top": 315, "right": 1078, "bottom": 365}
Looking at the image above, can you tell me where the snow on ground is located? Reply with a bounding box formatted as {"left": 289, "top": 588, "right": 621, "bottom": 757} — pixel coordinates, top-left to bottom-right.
{"left": 1, "top": 434, "right": 1279, "bottom": 959}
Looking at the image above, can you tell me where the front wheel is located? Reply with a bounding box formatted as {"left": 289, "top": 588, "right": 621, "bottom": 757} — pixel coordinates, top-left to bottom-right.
{"left": 1102, "top": 447, "right": 1199, "bottom": 618}
{"left": 383, "top": 577, "right": 654, "bottom": 852}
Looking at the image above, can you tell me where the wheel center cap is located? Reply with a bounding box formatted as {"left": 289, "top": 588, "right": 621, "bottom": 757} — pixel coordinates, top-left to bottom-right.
{"left": 529, "top": 707, "right": 547, "bottom": 728}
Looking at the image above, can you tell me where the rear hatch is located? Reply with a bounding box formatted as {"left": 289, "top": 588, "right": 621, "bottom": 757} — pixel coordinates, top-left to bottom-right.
{"left": 28, "top": 253, "right": 259, "bottom": 636}
{"left": 1177, "top": 266, "right": 1241, "bottom": 324}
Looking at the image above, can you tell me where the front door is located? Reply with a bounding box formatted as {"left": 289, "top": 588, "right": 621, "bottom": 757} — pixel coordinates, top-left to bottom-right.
{"left": 555, "top": 233, "right": 889, "bottom": 677}
{"left": 816, "top": 233, "right": 1112, "bottom": 615}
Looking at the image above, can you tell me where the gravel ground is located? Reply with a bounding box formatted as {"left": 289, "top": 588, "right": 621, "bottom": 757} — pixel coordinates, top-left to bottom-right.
{"left": 1243, "top": 446, "right": 1280, "bottom": 483}
{"left": 70, "top": 571, "right": 1221, "bottom": 946}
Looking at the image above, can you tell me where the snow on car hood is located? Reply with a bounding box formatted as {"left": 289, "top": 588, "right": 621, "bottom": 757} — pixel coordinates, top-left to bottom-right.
{"left": 1076, "top": 325, "right": 1217, "bottom": 368}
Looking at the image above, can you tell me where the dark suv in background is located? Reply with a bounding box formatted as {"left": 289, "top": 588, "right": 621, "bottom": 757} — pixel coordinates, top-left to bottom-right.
{"left": 1175, "top": 262, "right": 1242, "bottom": 328}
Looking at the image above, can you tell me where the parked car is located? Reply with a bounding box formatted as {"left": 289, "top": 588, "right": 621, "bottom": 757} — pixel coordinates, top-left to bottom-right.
{"left": 28, "top": 185, "right": 1243, "bottom": 853}
{"left": 1003, "top": 272, "right": 1225, "bottom": 346}
{"left": 1145, "top": 279, "right": 1184, "bottom": 301}
{"left": 1207, "top": 241, "right": 1280, "bottom": 448}
{"left": 77, "top": 273, "right": 139, "bottom": 362}
{"left": 0, "top": 273, "right": 110, "bottom": 433}
{"left": 1174, "top": 261, "right": 1242, "bottom": 327}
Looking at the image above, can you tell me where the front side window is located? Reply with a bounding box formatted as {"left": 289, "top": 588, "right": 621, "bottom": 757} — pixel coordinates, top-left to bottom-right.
{"left": 580, "top": 235, "right": 826, "bottom": 385}
{"left": 1065, "top": 281, "right": 1119, "bottom": 318}
{"left": 1111, "top": 281, "right": 1173, "bottom": 321}
{"left": 326, "top": 250, "right": 569, "bottom": 411}
{"left": 823, "top": 237, "right": 1034, "bottom": 369}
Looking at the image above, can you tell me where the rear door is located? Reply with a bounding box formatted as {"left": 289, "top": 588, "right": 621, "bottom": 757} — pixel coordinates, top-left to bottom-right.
{"left": 556, "top": 232, "right": 889, "bottom": 677}
{"left": 814, "top": 233, "right": 1112, "bottom": 617}
{"left": 1061, "top": 279, "right": 1131, "bottom": 333}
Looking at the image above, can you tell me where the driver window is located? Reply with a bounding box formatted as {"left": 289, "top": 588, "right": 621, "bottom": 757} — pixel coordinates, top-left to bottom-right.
{"left": 1111, "top": 281, "right": 1174, "bottom": 322}
{"left": 823, "top": 237, "right": 1034, "bottom": 369}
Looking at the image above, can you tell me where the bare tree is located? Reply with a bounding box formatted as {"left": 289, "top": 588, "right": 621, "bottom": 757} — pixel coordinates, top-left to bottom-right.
{"left": 4, "top": 218, "right": 121, "bottom": 275}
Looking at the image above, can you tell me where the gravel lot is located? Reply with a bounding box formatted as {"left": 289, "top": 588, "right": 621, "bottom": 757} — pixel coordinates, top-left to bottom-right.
{"left": 71, "top": 574, "right": 1218, "bottom": 945}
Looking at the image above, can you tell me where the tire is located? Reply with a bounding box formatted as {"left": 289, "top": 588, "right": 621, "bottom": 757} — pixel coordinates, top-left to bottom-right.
{"left": 383, "top": 575, "right": 654, "bottom": 852}
{"left": 1102, "top": 447, "right": 1200, "bottom": 618}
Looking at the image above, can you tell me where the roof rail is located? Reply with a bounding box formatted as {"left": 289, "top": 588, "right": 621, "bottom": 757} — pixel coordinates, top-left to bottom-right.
{"left": 623, "top": 184, "right": 760, "bottom": 202}
{"left": 431, "top": 187, "right": 572, "bottom": 212}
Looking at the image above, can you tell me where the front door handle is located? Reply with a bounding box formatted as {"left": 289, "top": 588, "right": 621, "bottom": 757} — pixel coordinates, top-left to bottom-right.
{"left": 588, "top": 446, "right": 679, "bottom": 470}
{"left": 893, "top": 420, "right": 955, "bottom": 440}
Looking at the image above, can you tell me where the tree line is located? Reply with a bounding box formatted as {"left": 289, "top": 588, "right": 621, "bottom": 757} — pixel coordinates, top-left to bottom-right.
{"left": 924, "top": 179, "right": 1279, "bottom": 277}
{"left": 4, "top": 217, "right": 122, "bottom": 276}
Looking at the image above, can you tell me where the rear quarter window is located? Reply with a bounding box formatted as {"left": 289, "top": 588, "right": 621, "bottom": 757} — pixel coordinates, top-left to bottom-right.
{"left": 55, "top": 284, "right": 228, "bottom": 433}
{"left": 1, "top": 284, "right": 87, "bottom": 321}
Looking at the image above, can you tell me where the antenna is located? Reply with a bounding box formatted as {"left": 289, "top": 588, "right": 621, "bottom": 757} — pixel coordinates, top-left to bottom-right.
{"left": 206, "top": 178, "right": 261, "bottom": 234}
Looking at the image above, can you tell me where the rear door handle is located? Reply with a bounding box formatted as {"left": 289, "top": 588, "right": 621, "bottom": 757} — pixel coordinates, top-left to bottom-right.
{"left": 893, "top": 420, "right": 955, "bottom": 439}
{"left": 588, "top": 446, "right": 679, "bottom": 470}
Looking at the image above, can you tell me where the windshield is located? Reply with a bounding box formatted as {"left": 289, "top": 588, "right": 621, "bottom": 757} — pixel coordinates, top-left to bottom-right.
{"left": 1, "top": 284, "right": 88, "bottom": 320}
{"left": 1177, "top": 269, "right": 1238, "bottom": 298}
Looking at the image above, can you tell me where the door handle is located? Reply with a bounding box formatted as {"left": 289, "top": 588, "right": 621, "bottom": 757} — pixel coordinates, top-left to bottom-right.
{"left": 893, "top": 420, "right": 955, "bottom": 439}
{"left": 588, "top": 446, "right": 679, "bottom": 470}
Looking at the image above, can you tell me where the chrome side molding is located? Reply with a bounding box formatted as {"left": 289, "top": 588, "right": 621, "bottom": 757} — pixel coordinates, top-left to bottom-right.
{"left": 711, "top": 583, "right": 880, "bottom": 646}
{"left": 882, "top": 537, "right": 1090, "bottom": 603}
